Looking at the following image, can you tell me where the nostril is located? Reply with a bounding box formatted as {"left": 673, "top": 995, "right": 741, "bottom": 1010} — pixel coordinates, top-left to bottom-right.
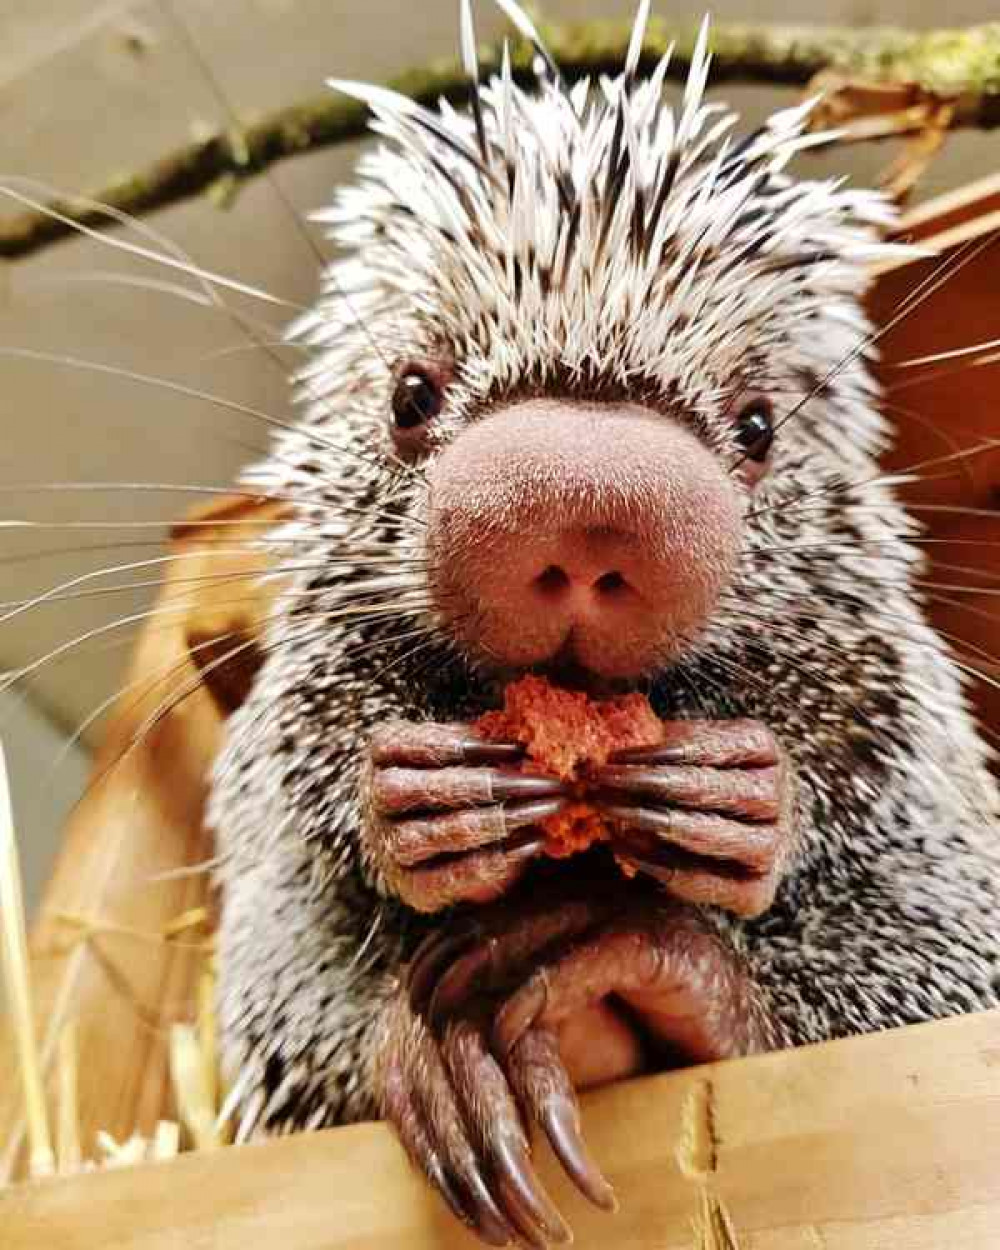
{"left": 534, "top": 564, "right": 571, "bottom": 598}
{"left": 594, "top": 570, "right": 628, "bottom": 597}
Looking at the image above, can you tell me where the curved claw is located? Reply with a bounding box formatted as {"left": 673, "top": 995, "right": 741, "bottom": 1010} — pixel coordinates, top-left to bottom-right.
{"left": 443, "top": 1018, "right": 572, "bottom": 1247}
{"left": 401, "top": 833, "right": 548, "bottom": 913}
{"left": 610, "top": 718, "right": 779, "bottom": 768}
{"left": 380, "top": 1010, "right": 517, "bottom": 1247}
{"left": 594, "top": 763, "right": 780, "bottom": 821}
{"left": 493, "top": 1134, "right": 573, "bottom": 1246}
{"left": 407, "top": 929, "right": 476, "bottom": 1015}
{"left": 371, "top": 721, "right": 525, "bottom": 767}
{"left": 427, "top": 897, "right": 601, "bottom": 1032}
{"left": 390, "top": 797, "right": 565, "bottom": 868}
{"left": 507, "top": 1029, "right": 617, "bottom": 1214}
{"left": 542, "top": 1096, "right": 617, "bottom": 1213}
{"left": 494, "top": 972, "right": 550, "bottom": 1058}
{"left": 599, "top": 801, "right": 786, "bottom": 916}
{"left": 374, "top": 765, "right": 568, "bottom": 816}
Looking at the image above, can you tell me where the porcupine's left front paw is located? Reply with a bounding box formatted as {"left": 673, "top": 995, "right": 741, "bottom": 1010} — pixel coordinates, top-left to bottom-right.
{"left": 593, "top": 719, "right": 796, "bottom": 917}
{"left": 363, "top": 720, "right": 569, "bottom": 912}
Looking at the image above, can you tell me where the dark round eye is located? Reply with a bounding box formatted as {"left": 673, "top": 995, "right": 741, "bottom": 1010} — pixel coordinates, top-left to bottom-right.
{"left": 734, "top": 398, "right": 774, "bottom": 463}
{"left": 392, "top": 369, "right": 443, "bottom": 430}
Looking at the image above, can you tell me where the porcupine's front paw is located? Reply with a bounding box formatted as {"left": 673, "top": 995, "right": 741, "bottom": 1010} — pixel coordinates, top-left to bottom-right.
{"left": 364, "top": 720, "right": 569, "bottom": 912}
{"left": 594, "top": 719, "right": 796, "bottom": 917}
{"left": 378, "top": 886, "right": 767, "bottom": 1246}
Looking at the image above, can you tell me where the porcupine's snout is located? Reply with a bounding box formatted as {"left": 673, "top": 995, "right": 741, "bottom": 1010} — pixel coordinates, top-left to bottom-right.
{"left": 427, "top": 399, "right": 742, "bottom": 679}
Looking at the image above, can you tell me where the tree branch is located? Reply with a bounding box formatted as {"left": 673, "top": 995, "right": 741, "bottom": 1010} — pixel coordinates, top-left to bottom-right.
{"left": 2, "top": 18, "right": 999, "bottom": 261}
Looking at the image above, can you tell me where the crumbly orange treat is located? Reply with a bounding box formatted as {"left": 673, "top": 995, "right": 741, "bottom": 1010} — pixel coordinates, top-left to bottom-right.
{"left": 476, "top": 675, "right": 663, "bottom": 859}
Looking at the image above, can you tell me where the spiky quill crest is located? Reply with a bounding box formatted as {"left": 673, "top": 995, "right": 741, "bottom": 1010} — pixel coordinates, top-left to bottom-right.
{"left": 210, "top": 2, "right": 999, "bottom": 1138}
{"left": 285, "top": 6, "right": 906, "bottom": 461}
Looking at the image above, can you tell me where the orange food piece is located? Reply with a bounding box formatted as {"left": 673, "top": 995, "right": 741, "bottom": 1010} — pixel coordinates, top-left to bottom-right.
{"left": 541, "top": 802, "right": 611, "bottom": 858}
{"left": 476, "top": 675, "right": 663, "bottom": 861}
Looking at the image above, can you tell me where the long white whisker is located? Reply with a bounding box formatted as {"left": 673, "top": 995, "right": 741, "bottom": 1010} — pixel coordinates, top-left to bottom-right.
{"left": 0, "top": 346, "right": 384, "bottom": 471}
{"left": 0, "top": 181, "right": 305, "bottom": 310}
{"left": 892, "top": 337, "right": 1000, "bottom": 370}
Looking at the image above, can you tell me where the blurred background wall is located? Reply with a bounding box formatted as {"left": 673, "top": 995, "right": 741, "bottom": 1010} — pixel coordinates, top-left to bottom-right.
{"left": 1, "top": 0, "right": 997, "bottom": 906}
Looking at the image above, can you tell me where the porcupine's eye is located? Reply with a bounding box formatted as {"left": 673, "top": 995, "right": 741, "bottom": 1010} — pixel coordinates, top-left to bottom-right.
{"left": 733, "top": 396, "right": 774, "bottom": 463}
{"left": 390, "top": 365, "right": 444, "bottom": 457}
{"left": 392, "top": 369, "right": 442, "bottom": 428}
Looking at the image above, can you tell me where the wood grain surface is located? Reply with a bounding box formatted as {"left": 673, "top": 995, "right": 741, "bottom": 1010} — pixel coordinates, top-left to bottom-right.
{"left": 3, "top": 1010, "right": 999, "bottom": 1249}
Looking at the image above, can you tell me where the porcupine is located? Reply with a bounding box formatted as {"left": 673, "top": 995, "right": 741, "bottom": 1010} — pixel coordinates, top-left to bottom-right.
{"left": 208, "top": 1, "right": 999, "bottom": 1243}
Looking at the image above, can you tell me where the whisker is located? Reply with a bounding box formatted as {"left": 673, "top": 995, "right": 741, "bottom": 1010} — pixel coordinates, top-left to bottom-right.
{"left": 89, "top": 607, "right": 430, "bottom": 793}
{"left": 890, "top": 336, "right": 1000, "bottom": 370}
{"left": 0, "top": 555, "right": 427, "bottom": 612}
{"left": 886, "top": 353, "right": 1000, "bottom": 396}
{"left": 197, "top": 339, "right": 309, "bottom": 365}
{"left": 0, "top": 479, "right": 426, "bottom": 531}
{"left": 0, "top": 180, "right": 305, "bottom": 310}
{"left": 715, "top": 605, "right": 1000, "bottom": 763}
{"left": 751, "top": 534, "right": 1000, "bottom": 558}
{"left": 0, "top": 345, "right": 388, "bottom": 473}
{"left": 21, "top": 270, "right": 219, "bottom": 308}
{"left": 0, "top": 573, "right": 433, "bottom": 696}
{"left": 155, "top": 0, "right": 410, "bottom": 390}
{"left": 50, "top": 627, "right": 248, "bottom": 769}
{"left": 733, "top": 230, "right": 1000, "bottom": 472}
{"left": 723, "top": 581, "right": 1000, "bottom": 681}
{"left": 746, "top": 437, "right": 1000, "bottom": 525}
{"left": 156, "top": 0, "right": 328, "bottom": 269}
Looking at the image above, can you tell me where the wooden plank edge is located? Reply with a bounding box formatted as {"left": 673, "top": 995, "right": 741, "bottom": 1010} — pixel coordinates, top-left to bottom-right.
{"left": 2, "top": 1009, "right": 998, "bottom": 1250}
{"left": 893, "top": 172, "right": 1000, "bottom": 243}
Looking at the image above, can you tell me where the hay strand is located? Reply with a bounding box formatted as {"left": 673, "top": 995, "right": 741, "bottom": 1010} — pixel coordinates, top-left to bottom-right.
{"left": 169, "top": 1024, "right": 222, "bottom": 1152}
{"left": 55, "top": 1023, "right": 81, "bottom": 1175}
{"left": 0, "top": 740, "right": 54, "bottom": 1180}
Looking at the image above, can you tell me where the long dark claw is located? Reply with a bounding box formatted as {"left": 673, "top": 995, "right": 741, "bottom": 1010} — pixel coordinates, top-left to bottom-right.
{"left": 459, "top": 1162, "right": 520, "bottom": 1246}
{"left": 493, "top": 1135, "right": 574, "bottom": 1247}
{"left": 429, "top": 942, "right": 497, "bottom": 1031}
{"left": 428, "top": 1153, "right": 508, "bottom": 1244}
{"left": 611, "top": 742, "right": 689, "bottom": 765}
{"left": 503, "top": 798, "right": 567, "bottom": 829}
{"left": 594, "top": 763, "right": 780, "bottom": 820}
{"left": 613, "top": 851, "right": 675, "bottom": 884}
{"left": 371, "top": 721, "right": 524, "bottom": 767}
{"left": 459, "top": 738, "right": 529, "bottom": 764}
{"left": 428, "top": 898, "right": 606, "bottom": 1032}
{"left": 542, "top": 1098, "right": 617, "bottom": 1213}
{"left": 407, "top": 930, "right": 475, "bottom": 1014}
{"left": 503, "top": 1028, "right": 616, "bottom": 1218}
{"left": 599, "top": 802, "right": 673, "bottom": 836}
{"left": 491, "top": 773, "right": 569, "bottom": 801}
{"left": 493, "top": 973, "right": 549, "bottom": 1057}
{"left": 391, "top": 799, "right": 563, "bottom": 869}
{"left": 375, "top": 765, "right": 566, "bottom": 816}
{"left": 610, "top": 719, "right": 778, "bottom": 768}
{"left": 603, "top": 802, "right": 779, "bottom": 876}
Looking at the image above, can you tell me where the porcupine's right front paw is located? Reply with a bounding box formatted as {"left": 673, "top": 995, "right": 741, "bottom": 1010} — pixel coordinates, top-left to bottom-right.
{"left": 364, "top": 720, "right": 569, "bottom": 912}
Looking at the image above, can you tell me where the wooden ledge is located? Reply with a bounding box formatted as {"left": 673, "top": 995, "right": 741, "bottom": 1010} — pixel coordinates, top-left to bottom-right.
{"left": 3, "top": 1009, "right": 999, "bottom": 1249}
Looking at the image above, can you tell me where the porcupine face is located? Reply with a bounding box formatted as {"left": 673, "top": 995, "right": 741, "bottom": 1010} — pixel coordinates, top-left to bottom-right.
{"left": 250, "top": 11, "right": 912, "bottom": 700}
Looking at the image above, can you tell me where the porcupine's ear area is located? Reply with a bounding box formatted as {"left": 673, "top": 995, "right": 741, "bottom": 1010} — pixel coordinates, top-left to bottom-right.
{"left": 309, "top": 4, "right": 923, "bottom": 451}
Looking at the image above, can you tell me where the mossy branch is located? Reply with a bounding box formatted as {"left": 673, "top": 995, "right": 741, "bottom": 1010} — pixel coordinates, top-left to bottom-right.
{"left": 2, "top": 18, "right": 999, "bottom": 261}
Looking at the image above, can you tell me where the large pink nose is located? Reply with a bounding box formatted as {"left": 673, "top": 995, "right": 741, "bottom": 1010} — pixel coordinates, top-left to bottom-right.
{"left": 427, "top": 399, "right": 742, "bottom": 678}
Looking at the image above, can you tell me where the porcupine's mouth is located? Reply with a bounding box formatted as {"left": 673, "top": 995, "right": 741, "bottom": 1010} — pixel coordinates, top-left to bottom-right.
{"left": 530, "top": 632, "right": 658, "bottom": 698}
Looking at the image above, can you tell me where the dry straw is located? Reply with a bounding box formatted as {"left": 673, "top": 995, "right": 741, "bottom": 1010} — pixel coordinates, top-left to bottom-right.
{"left": 0, "top": 740, "right": 54, "bottom": 1180}
{"left": 1, "top": 734, "right": 229, "bottom": 1180}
